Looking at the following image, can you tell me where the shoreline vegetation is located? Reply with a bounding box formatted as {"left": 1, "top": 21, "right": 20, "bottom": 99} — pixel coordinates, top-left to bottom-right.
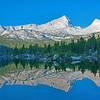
{"left": 0, "top": 34, "right": 100, "bottom": 62}
{"left": 0, "top": 34, "right": 100, "bottom": 76}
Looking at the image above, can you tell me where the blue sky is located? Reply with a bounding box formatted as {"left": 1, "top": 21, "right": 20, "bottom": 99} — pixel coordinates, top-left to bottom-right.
{"left": 0, "top": 0, "right": 100, "bottom": 27}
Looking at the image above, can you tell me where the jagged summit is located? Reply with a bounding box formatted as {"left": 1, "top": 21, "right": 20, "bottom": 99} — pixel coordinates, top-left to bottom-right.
{"left": 84, "top": 18, "right": 100, "bottom": 34}
{"left": 39, "top": 15, "right": 70, "bottom": 26}
{"left": 91, "top": 18, "right": 100, "bottom": 25}
{"left": 0, "top": 15, "right": 100, "bottom": 41}
{"left": 55, "top": 15, "right": 70, "bottom": 26}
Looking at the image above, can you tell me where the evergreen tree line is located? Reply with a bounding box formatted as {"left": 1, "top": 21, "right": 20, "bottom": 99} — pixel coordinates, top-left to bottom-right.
{"left": 13, "top": 34, "right": 100, "bottom": 56}
{"left": 12, "top": 59, "right": 100, "bottom": 75}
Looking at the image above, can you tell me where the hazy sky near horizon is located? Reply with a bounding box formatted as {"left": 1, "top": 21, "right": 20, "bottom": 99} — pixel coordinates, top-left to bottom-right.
{"left": 0, "top": 0, "right": 100, "bottom": 27}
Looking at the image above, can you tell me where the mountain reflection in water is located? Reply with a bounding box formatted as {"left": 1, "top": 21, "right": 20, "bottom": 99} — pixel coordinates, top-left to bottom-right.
{"left": 0, "top": 60, "right": 100, "bottom": 92}
{"left": 0, "top": 78, "right": 100, "bottom": 100}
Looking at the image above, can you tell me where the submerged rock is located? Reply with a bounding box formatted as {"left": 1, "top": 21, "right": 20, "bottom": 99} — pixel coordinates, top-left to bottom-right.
{"left": 71, "top": 56, "right": 82, "bottom": 61}
{"left": 71, "top": 61, "right": 81, "bottom": 64}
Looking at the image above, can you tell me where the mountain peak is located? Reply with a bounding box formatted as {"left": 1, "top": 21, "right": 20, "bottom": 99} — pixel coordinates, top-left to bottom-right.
{"left": 59, "top": 15, "right": 69, "bottom": 22}
{"left": 92, "top": 18, "right": 100, "bottom": 25}
{"left": 60, "top": 15, "right": 68, "bottom": 20}
{"left": 52, "top": 15, "right": 70, "bottom": 26}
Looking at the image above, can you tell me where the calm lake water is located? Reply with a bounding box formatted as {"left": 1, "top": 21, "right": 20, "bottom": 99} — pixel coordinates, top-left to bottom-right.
{"left": 0, "top": 78, "right": 100, "bottom": 100}
{"left": 0, "top": 60, "right": 100, "bottom": 100}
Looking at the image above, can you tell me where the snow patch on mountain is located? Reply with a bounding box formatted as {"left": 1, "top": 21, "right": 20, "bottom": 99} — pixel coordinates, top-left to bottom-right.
{"left": 84, "top": 18, "right": 100, "bottom": 34}
{"left": 0, "top": 16, "right": 100, "bottom": 41}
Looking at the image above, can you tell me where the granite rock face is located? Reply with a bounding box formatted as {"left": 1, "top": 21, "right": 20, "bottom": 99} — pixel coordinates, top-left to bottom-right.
{"left": 0, "top": 16, "right": 100, "bottom": 41}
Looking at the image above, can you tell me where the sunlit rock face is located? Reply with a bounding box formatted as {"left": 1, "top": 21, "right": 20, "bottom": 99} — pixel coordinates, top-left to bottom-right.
{"left": 0, "top": 25, "right": 4, "bottom": 33}
{"left": 84, "top": 19, "right": 100, "bottom": 34}
{"left": 0, "top": 68, "right": 100, "bottom": 92}
{"left": 0, "top": 16, "right": 100, "bottom": 41}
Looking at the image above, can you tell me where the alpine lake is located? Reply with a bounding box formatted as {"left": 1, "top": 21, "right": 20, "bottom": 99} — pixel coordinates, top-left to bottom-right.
{"left": 0, "top": 59, "right": 100, "bottom": 100}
